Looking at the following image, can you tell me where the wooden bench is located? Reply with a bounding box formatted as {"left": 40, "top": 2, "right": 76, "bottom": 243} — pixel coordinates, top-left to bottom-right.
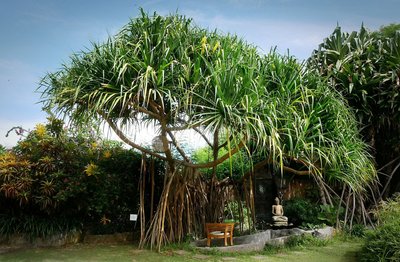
{"left": 205, "top": 222, "right": 234, "bottom": 247}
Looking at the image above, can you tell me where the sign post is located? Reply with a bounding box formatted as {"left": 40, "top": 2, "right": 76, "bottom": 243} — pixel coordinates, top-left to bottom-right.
{"left": 129, "top": 214, "right": 138, "bottom": 221}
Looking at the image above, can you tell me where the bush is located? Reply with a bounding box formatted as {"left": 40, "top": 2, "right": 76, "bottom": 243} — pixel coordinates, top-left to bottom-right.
{"left": 344, "top": 223, "right": 367, "bottom": 238}
{"left": 362, "top": 223, "right": 400, "bottom": 261}
{"left": 361, "top": 194, "right": 400, "bottom": 261}
{"left": 0, "top": 117, "right": 164, "bottom": 238}
{"left": 0, "top": 214, "right": 80, "bottom": 240}
{"left": 284, "top": 198, "right": 343, "bottom": 228}
{"left": 318, "top": 204, "right": 343, "bottom": 226}
{"left": 284, "top": 198, "right": 320, "bottom": 226}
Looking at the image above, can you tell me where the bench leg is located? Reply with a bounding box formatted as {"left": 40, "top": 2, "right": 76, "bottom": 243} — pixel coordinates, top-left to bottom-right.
{"left": 207, "top": 237, "right": 211, "bottom": 247}
{"left": 224, "top": 237, "right": 227, "bottom": 246}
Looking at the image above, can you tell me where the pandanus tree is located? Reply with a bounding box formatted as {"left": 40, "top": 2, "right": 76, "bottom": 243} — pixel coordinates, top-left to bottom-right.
{"left": 41, "top": 11, "right": 266, "bottom": 249}
{"left": 307, "top": 25, "right": 400, "bottom": 199}
{"left": 254, "top": 53, "right": 376, "bottom": 228}
{"left": 40, "top": 11, "right": 376, "bottom": 249}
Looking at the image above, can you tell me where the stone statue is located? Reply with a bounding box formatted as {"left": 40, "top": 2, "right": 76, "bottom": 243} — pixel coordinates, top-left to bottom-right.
{"left": 272, "top": 197, "right": 288, "bottom": 226}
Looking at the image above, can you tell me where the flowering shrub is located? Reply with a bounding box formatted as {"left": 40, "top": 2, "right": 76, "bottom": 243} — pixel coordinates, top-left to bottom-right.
{"left": 0, "top": 117, "right": 163, "bottom": 238}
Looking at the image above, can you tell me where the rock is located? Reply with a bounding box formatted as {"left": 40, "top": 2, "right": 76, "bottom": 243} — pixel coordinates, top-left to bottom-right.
{"left": 273, "top": 221, "right": 288, "bottom": 226}
{"left": 265, "top": 236, "right": 291, "bottom": 247}
{"left": 312, "top": 226, "right": 335, "bottom": 239}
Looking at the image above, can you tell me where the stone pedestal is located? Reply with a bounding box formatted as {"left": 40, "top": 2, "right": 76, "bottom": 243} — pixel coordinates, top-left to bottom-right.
{"left": 273, "top": 221, "right": 288, "bottom": 227}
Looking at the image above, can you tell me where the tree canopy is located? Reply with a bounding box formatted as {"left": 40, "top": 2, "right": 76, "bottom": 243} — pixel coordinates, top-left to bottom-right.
{"left": 307, "top": 25, "right": 400, "bottom": 196}
{"left": 40, "top": 11, "right": 377, "bottom": 247}
{"left": 41, "top": 11, "right": 375, "bottom": 186}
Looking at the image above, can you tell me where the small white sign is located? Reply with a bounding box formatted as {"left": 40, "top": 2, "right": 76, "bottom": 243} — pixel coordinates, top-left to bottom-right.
{"left": 130, "top": 214, "right": 138, "bottom": 221}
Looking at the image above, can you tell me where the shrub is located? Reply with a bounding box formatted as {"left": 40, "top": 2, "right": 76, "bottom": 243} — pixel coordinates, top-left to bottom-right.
{"left": 362, "top": 223, "right": 400, "bottom": 261}
{"left": 318, "top": 204, "right": 343, "bottom": 226}
{"left": 344, "top": 223, "right": 367, "bottom": 238}
{"left": 0, "top": 214, "right": 80, "bottom": 240}
{"left": 361, "top": 194, "right": 400, "bottom": 261}
{"left": 284, "top": 198, "right": 320, "bottom": 226}
{"left": 284, "top": 198, "right": 344, "bottom": 228}
{"left": 0, "top": 117, "right": 164, "bottom": 238}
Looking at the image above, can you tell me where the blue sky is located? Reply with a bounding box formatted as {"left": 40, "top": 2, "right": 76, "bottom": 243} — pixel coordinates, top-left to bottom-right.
{"left": 0, "top": 0, "right": 399, "bottom": 147}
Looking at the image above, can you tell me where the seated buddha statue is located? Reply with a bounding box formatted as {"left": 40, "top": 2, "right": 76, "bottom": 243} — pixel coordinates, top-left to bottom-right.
{"left": 272, "top": 197, "right": 288, "bottom": 226}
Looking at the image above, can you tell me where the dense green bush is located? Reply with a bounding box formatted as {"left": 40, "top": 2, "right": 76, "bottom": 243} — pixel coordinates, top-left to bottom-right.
{"left": 362, "top": 223, "right": 400, "bottom": 261}
{"left": 284, "top": 198, "right": 343, "bottom": 228}
{"left": 361, "top": 194, "right": 400, "bottom": 261}
{"left": 0, "top": 117, "right": 163, "bottom": 238}
{"left": 284, "top": 198, "right": 320, "bottom": 227}
{"left": 0, "top": 214, "right": 80, "bottom": 240}
{"left": 317, "top": 204, "right": 343, "bottom": 226}
{"left": 344, "top": 223, "right": 367, "bottom": 238}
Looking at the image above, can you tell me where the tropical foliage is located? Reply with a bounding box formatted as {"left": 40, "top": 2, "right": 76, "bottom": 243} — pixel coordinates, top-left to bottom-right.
{"left": 307, "top": 25, "right": 400, "bottom": 197}
{"left": 373, "top": 23, "right": 400, "bottom": 39}
{"left": 39, "top": 11, "right": 376, "bottom": 248}
{"left": 0, "top": 117, "right": 159, "bottom": 238}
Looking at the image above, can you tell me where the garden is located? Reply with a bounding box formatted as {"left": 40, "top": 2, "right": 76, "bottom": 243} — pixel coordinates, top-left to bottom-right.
{"left": 1, "top": 11, "right": 400, "bottom": 262}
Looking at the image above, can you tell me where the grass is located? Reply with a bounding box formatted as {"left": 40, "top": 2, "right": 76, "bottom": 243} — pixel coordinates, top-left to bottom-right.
{"left": 0, "top": 237, "right": 362, "bottom": 262}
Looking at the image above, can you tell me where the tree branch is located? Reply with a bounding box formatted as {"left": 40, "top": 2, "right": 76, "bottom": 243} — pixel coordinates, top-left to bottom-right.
{"left": 166, "top": 130, "right": 191, "bottom": 162}
{"left": 186, "top": 140, "right": 245, "bottom": 169}
{"left": 193, "top": 127, "right": 212, "bottom": 147}
{"left": 241, "top": 157, "right": 315, "bottom": 183}
{"left": 100, "top": 110, "right": 246, "bottom": 169}
{"left": 135, "top": 106, "right": 161, "bottom": 120}
{"left": 166, "top": 120, "right": 202, "bottom": 132}
{"left": 99, "top": 111, "right": 168, "bottom": 161}
{"left": 166, "top": 118, "right": 212, "bottom": 147}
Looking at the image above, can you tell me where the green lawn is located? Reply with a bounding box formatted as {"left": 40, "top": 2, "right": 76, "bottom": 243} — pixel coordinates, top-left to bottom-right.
{"left": 0, "top": 239, "right": 362, "bottom": 262}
